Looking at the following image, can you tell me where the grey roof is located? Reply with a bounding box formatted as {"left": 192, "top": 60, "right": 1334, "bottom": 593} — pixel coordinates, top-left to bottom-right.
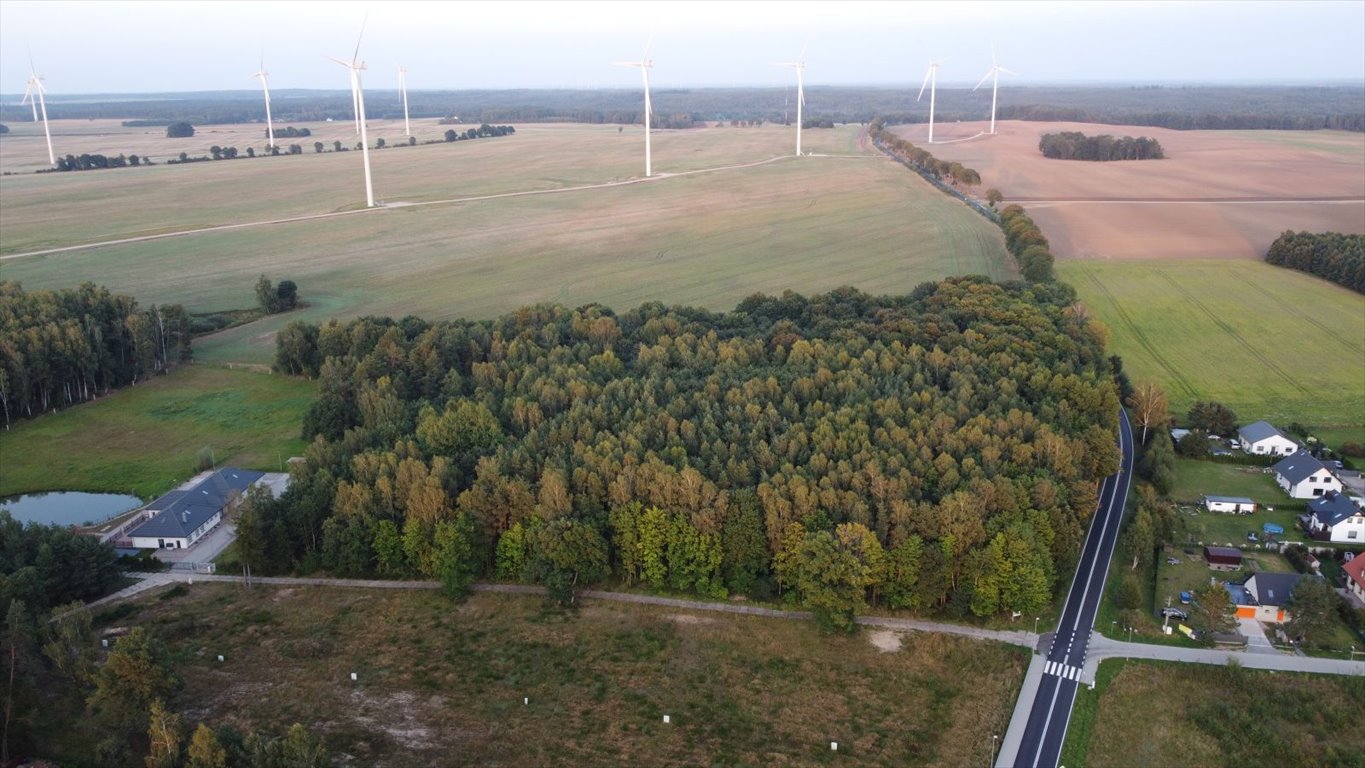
{"left": 129, "top": 468, "right": 263, "bottom": 541}
{"left": 1308, "top": 492, "right": 1362, "bottom": 528}
{"left": 1205, "top": 495, "right": 1256, "bottom": 505}
{"left": 1204, "top": 546, "right": 1242, "bottom": 560}
{"left": 1244, "top": 572, "right": 1306, "bottom": 607}
{"left": 1273, "top": 451, "right": 1330, "bottom": 486}
{"left": 1238, "top": 421, "right": 1296, "bottom": 445}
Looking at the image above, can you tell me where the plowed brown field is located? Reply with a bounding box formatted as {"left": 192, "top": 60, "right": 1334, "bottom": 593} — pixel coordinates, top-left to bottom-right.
{"left": 892, "top": 121, "right": 1365, "bottom": 260}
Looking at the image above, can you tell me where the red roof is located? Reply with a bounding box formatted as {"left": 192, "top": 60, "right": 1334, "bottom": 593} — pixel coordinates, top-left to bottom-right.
{"left": 1344, "top": 555, "right": 1365, "bottom": 592}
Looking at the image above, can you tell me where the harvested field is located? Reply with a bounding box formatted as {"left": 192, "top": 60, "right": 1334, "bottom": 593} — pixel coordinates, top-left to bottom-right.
{"left": 40, "top": 584, "right": 1030, "bottom": 767}
{"left": 2, "top": 122, "right": 1011, "bottom": 365}
{"left": 893, "top": 120, "right": 1365, "bottom": 261}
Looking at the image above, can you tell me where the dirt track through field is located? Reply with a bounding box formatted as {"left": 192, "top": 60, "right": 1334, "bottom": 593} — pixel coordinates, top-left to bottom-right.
{"left": 2, "top": 152, "right": 882, "bottom": 262}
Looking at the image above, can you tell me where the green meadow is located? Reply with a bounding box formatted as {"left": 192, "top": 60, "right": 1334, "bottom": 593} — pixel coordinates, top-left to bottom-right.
{"left": 0, "top": 365, "right": 314, "bottom": 499}
{"left": 1061, "top": 259, "right": 1364, "bottom": 428}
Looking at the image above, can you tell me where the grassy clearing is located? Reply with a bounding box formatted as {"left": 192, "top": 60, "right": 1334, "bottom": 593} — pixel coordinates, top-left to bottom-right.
{"left": 1060, "top": 259, "right": 1364, "bottom": 428}
{"left": 43, "top": 585, "right": 1029, "bottom": 767}
{"left": 5, "top": 125, "right": 1009, "bottom": 366}
{"left": 1071, "top": 659, "right": 1365, "bottom": 768}
{"left": 1169, "top": 459, "right": 1287, "bottom": 507}
{"left": 0, "top": 365, "right": 312, "bottom": 499}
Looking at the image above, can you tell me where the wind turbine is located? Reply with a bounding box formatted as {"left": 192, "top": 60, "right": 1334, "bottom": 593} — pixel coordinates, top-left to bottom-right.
{"left": 330, "top": 22, "right": 376, "bottom": 208}
{"left": 20, "top": 58, "right": 55, "bottom": 165}
{"left": 399, "top": 65, "right": 411, "bottom": 137}
{"left": 252, "top": 56, "right": 275, "bottom": 150}
{"left": 772, "top": 48, "right": 806, "bottom": 157}
{"left": 614, "top": 39, "right": 654, "bottom": 177}
{"left": 917, "top": 58, "right": 944, "bottom": 144}
{"left": 973, "top": 47, "right": 1017, "bottom": 135}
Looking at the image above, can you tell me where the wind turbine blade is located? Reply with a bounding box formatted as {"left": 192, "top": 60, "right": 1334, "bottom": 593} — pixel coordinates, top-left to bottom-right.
{"left": 998, "top": 67, "right": 1019, "bottom": 76}
{"left": 799, "top": 42, "right": 808, "bottom": 62}
{"left": 992, "top": 44, "right": 998, "bottom": 68}
{"left": 328, "top": 56, "right": 352, "bottom": 68}
{"left": 917, "top": 67, "right": 931, "bottom": 101}
{"left": 352, "top": 14, "right": 368, "bottom": 64}
{"left": 643, "top": 34, "right": 653, "bottom": 60}
{"left": 974, "top": 70, "right": 993, "bottom": 91}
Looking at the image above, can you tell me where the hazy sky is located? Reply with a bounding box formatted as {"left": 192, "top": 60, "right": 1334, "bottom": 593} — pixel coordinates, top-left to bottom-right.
{"left": 2, "top": 0, "right": 1363, "bottom": 95}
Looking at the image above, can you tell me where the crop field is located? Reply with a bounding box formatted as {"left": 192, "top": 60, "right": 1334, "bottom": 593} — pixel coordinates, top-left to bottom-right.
{"left": 0, "top": 364, "right": 313, "bottom": 499}
{"left": 37, "top": 584, "right": 1030, "bottom": 766}
{"left": 2, "top": 121, "right": 1010, "bottom": 365}
{"left": 895, "top": 120, "right": 1365, "bottom": 261}
{"left": 1063, "top": 659, "right": 1365, "bottom": 768}
{"left": 1059, "top": 259, "right": 1364, "bottom": 427}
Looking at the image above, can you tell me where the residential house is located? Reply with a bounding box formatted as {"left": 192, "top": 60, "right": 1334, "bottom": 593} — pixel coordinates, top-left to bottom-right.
{"left": 1273, "top": 451, "right": 1343, "bottom": 499}
{"left": 1305, "top": 491, "right": 1365, "bottom": 543}
{"left": 128, "top": 468, "right": 265, "bottom": 550}
{"left": 1237, "top": 421, "right": 1300, "bottom": 456}
{"left": 1204, "top": 546, "right": 1243, "bottom": 571}
{"left": 1343, "top": 555, "right": 1365, "bottom": 604}
{"left": 1226, "top": 572, "right": 1309, "bottom": 622}
{"left": 1204, "top": 495, "right": 1257, "bottom": 514}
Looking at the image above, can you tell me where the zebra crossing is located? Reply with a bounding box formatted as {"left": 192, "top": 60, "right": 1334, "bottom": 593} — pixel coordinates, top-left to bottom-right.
{"left": 1044, "top": 660, "right": 1084, "bottom": 681}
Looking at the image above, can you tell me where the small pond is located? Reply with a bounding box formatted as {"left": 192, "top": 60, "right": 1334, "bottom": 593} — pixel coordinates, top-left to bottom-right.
{"left": 0, "top": 492, "right": 143, "bottom": 527}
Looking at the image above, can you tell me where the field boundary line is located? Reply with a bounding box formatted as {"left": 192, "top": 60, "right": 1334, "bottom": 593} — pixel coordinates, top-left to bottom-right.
{"left": 1007, "top": 197, "right": 1365, "bottom": 205}
{"left": 1152, "top": 269, "right": 1309, "bottom": 395}
{"left": 1, "top": 154, "right": 803, "bottom": 262}
{"left": 1077, "top": 264, "right": 1198, "bottom": 398}
{"left": 1230, "top": 271, "right": 1365, "bottom": 356}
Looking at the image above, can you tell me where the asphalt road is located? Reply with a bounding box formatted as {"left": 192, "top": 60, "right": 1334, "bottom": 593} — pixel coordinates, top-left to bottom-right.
{"left": 1011, "top": 408, "right": 1135, "bottom": 768}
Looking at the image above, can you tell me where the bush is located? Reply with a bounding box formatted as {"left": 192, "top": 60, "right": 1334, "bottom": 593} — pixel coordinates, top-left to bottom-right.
{"left": 166, "top": 121, "right": 195, "bottom": 138}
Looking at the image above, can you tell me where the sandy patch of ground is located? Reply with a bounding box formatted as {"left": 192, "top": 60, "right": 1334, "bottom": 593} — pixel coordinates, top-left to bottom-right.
{"left": 867, "top": 629, "right": 903, "bottom": 653}
{"left": 666, "top": 613, "right": 716, "bottom": 626}
{"left": 893, "top": 120, "right": 1365, "bottom": 260}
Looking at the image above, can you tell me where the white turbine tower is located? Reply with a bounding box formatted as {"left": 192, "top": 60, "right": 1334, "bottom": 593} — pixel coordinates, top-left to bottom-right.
{"left": 399, "top": 65, "right": 411, "bottom": 137}
{"left": 20, "top": 78, "right": 38, "bottom": 121}
{"left": 772, "top": 49, "right": 806, "bottom": 157}
{"left": 20, "top": 59, "right": 55, "bottom": 165}
{"left": 973, "top": 47, "right": 1017, "bottom": 135}
{"left": 614, "top": 39, "right": 654, "bottom": 178}
{"left": 330, "top": 23, "right": 376, "bottom": 208}
{"left": 917, "top": 59, "right": 945, "bottom": 144}
{"left": 252, "top": 57, "right": 275, "bottom": 150}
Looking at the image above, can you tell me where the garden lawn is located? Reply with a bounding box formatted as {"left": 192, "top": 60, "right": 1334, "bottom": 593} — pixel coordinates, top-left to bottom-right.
{"left": 0, "top": 365, "right": 313, "bottom": 499}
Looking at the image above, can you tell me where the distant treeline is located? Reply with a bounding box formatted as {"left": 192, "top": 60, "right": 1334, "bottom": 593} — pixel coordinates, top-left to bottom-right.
{"left": 271, "top": 125, "right": 311, "bottom": 138}
{"left": 1038, "top": 131, "right": 1164, "bottom": 161}
{"left": 12, "top": 85, "right": 1360, "bottom": 132}
{"left": 866, "top": 118, "right": 1001, "bottom": 227}
{"left": 0, "top": 281, "right": 191, "bottom": 425}
{"left": 52, "top": 152, "right": 153, "bottom": 171}
{"left": 1265, "top": 231, "right": 1365, "bottom": 294}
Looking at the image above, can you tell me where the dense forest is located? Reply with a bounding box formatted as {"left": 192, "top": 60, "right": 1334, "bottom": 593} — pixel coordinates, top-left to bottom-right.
{"left": 247, "top": 281, "right": 1120, "bottom": 629}
{"left": 5, "top": 84, "right": 1360, "bottom": 132}
{"left": 1038, "top": 131, "right": 1164, "bottom": 161}
{"left": 1264, "top": 231, "right": 1365, "bottom": 294}
{"left": 0, "top": 282, "right": 192, "bottom": 426}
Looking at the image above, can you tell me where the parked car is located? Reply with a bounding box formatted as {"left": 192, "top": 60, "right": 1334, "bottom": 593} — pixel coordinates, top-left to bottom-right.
{"left": 1160, "top": 607, "right": 1189, "bottom": 621}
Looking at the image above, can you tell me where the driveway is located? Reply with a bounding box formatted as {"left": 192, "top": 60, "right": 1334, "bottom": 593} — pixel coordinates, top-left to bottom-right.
{"left": 1237, "top": 616, "right": 1282, "bottom": 655}
{"left": 151, "top": 520, "right": 236, "bottom": 569}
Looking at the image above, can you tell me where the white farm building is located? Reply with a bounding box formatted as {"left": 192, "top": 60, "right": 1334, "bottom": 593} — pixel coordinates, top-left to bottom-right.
{"left": 127, "top": 468, "right": 265, "bottom": 550}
